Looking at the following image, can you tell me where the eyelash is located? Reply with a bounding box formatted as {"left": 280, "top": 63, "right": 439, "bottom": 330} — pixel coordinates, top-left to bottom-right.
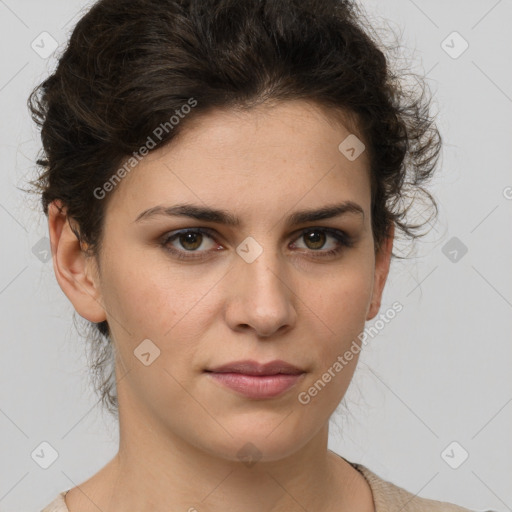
{"left": 159, "top": 227, "right": 355, "bottom": 261}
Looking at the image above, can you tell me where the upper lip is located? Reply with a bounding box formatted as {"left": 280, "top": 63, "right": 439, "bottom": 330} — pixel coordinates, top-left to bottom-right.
{"left": 206, "top": 359, "right": 304, "bottom": 376}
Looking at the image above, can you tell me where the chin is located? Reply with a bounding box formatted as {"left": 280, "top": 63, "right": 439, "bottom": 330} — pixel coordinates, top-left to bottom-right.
{"left": 195, "top": 426, "right": 312, "bottom": 465}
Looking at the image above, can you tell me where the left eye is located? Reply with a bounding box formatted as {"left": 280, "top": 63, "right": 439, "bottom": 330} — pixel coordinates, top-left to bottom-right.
{"left": 291, "top": 229, "right": 342, "bottom": 251}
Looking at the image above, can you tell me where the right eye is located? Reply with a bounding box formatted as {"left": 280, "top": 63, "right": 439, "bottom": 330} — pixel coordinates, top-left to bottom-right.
{"left": 160, "top": 228, "right": 223, "bottom": 260}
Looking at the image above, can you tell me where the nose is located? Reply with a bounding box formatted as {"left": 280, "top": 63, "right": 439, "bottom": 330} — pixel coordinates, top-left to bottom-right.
{"left": 223, "top": 247, "right": 297, "bottom": 338}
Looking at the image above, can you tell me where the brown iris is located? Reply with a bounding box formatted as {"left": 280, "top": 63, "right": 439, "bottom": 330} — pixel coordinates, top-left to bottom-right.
{"left": 179, "top": 232, "right": 203, "bottom": 251}
{"left": 302, "top": 230, "right": 326, "bottom": 250}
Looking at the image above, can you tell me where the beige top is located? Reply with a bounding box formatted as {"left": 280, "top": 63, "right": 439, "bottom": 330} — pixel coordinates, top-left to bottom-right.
{"left": 40, "top": 461, "right": 482, "bottom": 512}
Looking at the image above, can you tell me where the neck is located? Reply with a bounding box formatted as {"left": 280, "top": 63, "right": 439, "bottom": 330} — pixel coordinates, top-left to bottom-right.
{"left": 109, "top": 424, "right": 345, "bottom": 512}
{"left": 65, "top": 385, "right": 373, "bottom": 512}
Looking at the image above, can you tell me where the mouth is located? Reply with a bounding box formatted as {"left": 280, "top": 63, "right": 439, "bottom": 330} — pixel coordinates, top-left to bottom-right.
{"left": 204, "top": 359, "right": 306, "bottom": 399}
{"left": 205, "top": 359, "right": 304, "bottom": 376}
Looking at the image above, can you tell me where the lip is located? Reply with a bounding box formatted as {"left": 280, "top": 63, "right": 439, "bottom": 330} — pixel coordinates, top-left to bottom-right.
{"left": 206, "top": 359, "right": 304, "bottom": 376}
{"left": 205, "top": 359, "right": 306, "bottom": 399}
{"left": 206, "top": 359, "right": 304, "bottom": 375}
{"left": 207, "top": 373, "right": 305, "bottom": 399}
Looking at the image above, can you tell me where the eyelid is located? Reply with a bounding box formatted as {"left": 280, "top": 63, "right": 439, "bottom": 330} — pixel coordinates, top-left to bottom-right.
{"left": 292, "top": 226, "right": 353, "bottom": 246}
{"left": 160, "top": 226, "right": 354, "bottom": 260}
{"left": 161, "top": 226, "right": 349, "bottom": 245}
{"left": 160, "top": 227, "right": 220, "bottom": 249}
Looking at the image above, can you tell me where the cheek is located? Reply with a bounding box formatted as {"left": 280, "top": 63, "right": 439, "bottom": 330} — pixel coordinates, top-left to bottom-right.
{"left": 99, "top": 253, "right": 223, "bottom": 384}
{"left": 100, "top": 260, "right": 207, "bottom": 402}
{"left": 101, "top": 269, "right": 173, "bottom": 335}
{"left": 100, "top": 248, "right": 203, "bottom": 337}
{"left": 297, "top": 270, "right": 373, "bottom": 413}
{"left": 314, "top": 264, "right": 374, "bottom": 343}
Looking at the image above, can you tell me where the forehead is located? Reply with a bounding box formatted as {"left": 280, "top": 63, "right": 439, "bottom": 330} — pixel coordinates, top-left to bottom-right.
{"left": 171, "top": 99, "right": 367, "bottom": 158}
{"left": 104, "top": 100, "right": 371, "bottom": 221}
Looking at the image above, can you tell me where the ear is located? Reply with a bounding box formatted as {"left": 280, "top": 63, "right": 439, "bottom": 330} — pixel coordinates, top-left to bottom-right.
{"left": 366, "top": 222, "right": 394, "bottom": 321}
{"left": 47, "top": 200, "right": 107, "bottom": 323}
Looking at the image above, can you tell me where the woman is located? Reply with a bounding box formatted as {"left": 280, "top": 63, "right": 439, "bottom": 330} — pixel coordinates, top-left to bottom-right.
{"left": 28, "top": 0, "right": 488, "bottom": 510}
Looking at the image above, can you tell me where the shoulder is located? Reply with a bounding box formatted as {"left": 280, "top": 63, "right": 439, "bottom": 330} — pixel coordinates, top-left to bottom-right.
{"left": 40, "top": 490, "right": 70, "bottom": 512}
{"left": 352, "top": 463, "right": 487, "bottom": 512}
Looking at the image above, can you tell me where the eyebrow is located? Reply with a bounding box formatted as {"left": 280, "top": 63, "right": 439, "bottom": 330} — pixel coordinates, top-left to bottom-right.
{"left": 134, "top": 201, "right": 365, "bottom": 226}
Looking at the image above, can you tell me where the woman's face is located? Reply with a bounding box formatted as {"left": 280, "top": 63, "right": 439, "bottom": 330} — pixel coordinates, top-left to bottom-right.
{"left": 65, "top": 100, "right": 392, "bottom": 461}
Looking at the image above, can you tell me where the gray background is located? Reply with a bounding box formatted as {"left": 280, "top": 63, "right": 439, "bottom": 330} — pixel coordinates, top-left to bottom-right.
{"left": 0, "top": 0, "right": 511, "bottom": 511}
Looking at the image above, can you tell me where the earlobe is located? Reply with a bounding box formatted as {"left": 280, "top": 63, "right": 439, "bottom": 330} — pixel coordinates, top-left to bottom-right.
{"left": 366, "top": 222, "right": 395, "bottom": 321}
{"left": 48, "top": 200, "right": 107, "bottom": 323}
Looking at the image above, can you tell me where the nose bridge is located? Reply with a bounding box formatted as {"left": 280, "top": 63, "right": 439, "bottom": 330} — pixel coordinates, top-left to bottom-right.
{"left": 226, "top": 236, "right": 296, "bottom": 336}
{"left": 243, "top": 247, "right": 286, "bottom": 299}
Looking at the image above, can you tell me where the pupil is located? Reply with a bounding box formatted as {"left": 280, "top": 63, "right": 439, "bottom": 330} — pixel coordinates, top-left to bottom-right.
{"left": 182, "top": 233, "right": 201, "bottom": 250}
{"left": 305, "top": 230, "right": 325, "bottom": 249}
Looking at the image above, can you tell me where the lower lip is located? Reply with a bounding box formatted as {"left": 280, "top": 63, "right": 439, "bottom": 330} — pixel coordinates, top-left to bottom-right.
{"left": 206, "top": 372, "right": 305, "bottom": 399}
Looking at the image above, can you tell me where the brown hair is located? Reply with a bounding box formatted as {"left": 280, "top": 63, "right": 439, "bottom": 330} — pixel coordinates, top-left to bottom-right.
{"left": 26, "top": 0, "right": 441, "bottom": 417}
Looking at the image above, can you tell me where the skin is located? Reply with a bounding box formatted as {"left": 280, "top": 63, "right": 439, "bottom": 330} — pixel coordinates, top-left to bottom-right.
{"left": 48, "top": 100, "right": 393, "bottom": 512}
